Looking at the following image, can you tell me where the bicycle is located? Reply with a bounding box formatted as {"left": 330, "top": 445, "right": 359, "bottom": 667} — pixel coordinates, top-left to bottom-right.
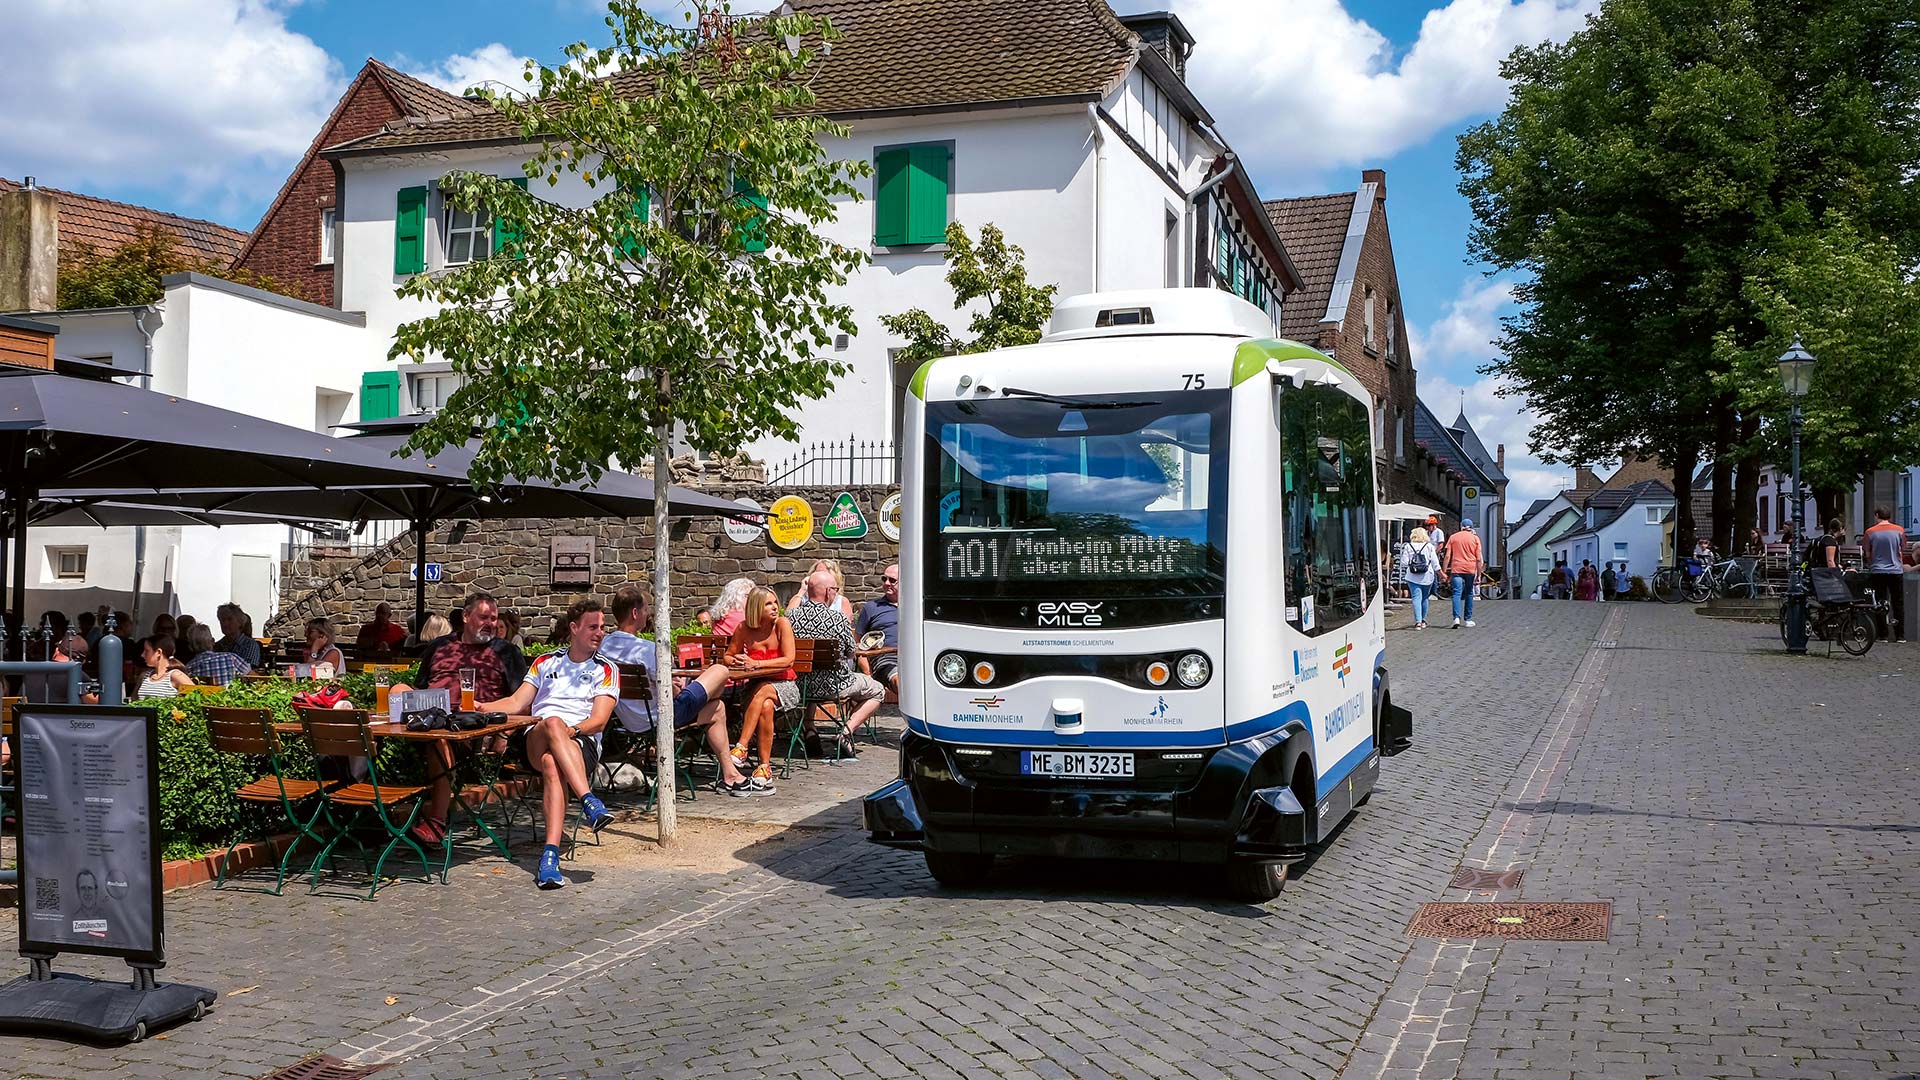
{"left": 1778, "top": 570, "right": 1884, "bottom": 656}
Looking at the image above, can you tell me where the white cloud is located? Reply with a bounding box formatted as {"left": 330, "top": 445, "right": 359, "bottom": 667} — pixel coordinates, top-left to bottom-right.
{"left": 1136, "top": 0, "right": 1597, "bottom": 186}
{"left": 0, "top": 0, "right": 342, "bottom": 223}
{"left": 405, "top": 43, "right": 538, "bottom": 96}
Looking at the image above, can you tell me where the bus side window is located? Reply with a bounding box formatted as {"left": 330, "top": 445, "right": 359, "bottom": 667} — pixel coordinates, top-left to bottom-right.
{"left": 1279, "top": 384, "right": 1379, "bottom": 636}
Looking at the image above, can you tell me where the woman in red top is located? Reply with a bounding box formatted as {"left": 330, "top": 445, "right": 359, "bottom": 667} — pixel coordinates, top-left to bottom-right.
{"left": 723, "top": 587, "right": 794, "bottom": 789}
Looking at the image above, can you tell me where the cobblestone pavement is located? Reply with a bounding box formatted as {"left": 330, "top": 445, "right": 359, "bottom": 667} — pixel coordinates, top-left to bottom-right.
{"left": 3, "top": 601, "right": 1915, "bottom": 1079}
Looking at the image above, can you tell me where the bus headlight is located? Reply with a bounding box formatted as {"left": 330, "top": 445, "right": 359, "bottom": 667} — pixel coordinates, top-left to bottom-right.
{"left": 1145, "top": 660, "right": 1171, "bottom": 686}
{"left": 971, "top": 660, "right": 997, "bottom": 685}
{"left": 935, "top": 652, "right": 968, "bottom": 687}
{"left": 1175, "top": 652, "right": 1211, "bottom": 688}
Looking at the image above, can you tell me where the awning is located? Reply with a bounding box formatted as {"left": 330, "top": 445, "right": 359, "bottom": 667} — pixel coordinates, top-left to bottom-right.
{"left": 1379, "top": 501, "right": 1447, "bottom": 521}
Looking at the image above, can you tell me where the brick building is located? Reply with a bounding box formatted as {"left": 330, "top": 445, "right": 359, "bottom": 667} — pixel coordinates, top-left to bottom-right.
{"left": 229, "top": 59, "right": 485, "bottom": 307}
{"left": 1265, "top": 170, "right": 1419, "bottom": 508}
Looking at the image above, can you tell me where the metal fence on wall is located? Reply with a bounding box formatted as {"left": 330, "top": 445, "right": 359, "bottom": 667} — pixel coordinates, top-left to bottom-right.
{"left": 281, "top": 518, "right": 407, "bottom": 564}
{"left": 767, "top": 436, "right": 898, "bottom": 488}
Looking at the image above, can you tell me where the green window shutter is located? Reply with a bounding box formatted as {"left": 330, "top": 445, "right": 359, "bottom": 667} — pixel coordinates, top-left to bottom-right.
{"left": 734, "top": 177, "right": 768, "bottom": 253}
{"left": 394, "top": 186, "right": 428, "bottom": 274}
{"left": 492, "top": 176, "right": 530, "bottom": 259}
{"left": 904, "top": 144, "right": 950, "bottom": 244}
{"left": 360, "top": 370, "right": 401, "bottom": 421}
{"left": 619, "top": 190, "right": 651, "bottom": 260}
{"left": 874, "top": 147, "right": 911, "bottom": 246}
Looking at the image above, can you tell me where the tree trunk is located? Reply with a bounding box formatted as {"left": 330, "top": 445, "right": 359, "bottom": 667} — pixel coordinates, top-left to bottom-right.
{"left": 1670, "top": 444, "right": 1698, "bottom": 563}
{"left": 1814, "top": 486, "right": 1844, "bottom": 532}
{"left": 1709, "top": 398, "right": 1735, "bottom": 554}
{"left": 1731, "top": 415, "right": 1760, "bottom": 551}
{"left": 652, "top": 425, "right": 677, "bottom": 844}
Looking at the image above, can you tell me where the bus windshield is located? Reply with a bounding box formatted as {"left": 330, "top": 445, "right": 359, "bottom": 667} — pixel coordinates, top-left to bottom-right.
{"left": 924, "top": 391, "right": 1228, "bottom": 599}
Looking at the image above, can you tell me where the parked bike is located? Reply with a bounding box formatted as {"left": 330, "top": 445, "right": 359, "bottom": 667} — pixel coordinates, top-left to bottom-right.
{"left": 1778, "top": 569, "right": 1884, "bottom": 656}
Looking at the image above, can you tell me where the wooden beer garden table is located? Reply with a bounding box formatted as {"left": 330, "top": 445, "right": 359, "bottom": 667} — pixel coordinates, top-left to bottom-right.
{"left": 275, "top": 712, "right": 536, "bottom": 861}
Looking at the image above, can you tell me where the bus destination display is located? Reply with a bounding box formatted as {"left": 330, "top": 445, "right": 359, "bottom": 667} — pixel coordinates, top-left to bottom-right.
{"left": 943, "top": 533, "right": 1206, "bottom": 581}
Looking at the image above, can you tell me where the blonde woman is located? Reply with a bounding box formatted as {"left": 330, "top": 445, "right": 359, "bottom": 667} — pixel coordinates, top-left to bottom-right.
{"left": 304, "top": 618, "right": 346, "bottom": 674}
{"left": 786, "top": 559, "right": 855, "bottom": 618}
{"left": 709, "top": 576, "right": 757, "bottom": 636}
{"left": 1404, "top": 527, "right": 1439, "bottom": 630}
{"left": 723, "top": 587, "right": 794, "bottom": 792}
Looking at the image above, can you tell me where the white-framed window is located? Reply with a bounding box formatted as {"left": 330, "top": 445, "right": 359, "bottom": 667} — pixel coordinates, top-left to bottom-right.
{"left": 1645, "top": 505, "right": 1663, "bottom": 525}
{"left": 1164, "top": 207, "right": 1181, "bottom": 288}
{"left": 409, "top": 371, "right": 464, "bottom": 411}
{"left": 1363, "top": 286, "right": 1376, "bottom": 348}
{"left": 1537, "top": 557, "right": 1551, "bottom": 574}
{"left": 50, "top": 546, "right": 87, "bottom": 581}
{"left": 1374, "top": 398, "right": 1388, "bottom": 458}
{"left": 1613, "top": 541, "right": 1630, "bottom": 561}
{"left": 319, "top": 207, "right": 337, "bottom": 264}
{"left": 1385, "top": 300, "right": 1397, "bottom": 361}
{"left": 1394, "top": 408, "right": 1406, "bottom": 464}
{"left": 443, "top": 202, "right": 492, "bottom": 265}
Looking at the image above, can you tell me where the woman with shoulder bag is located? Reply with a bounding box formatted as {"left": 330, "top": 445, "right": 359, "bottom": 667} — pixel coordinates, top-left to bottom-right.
{"left": 1405, "top": 527, "right": 1440, "bottom": 629}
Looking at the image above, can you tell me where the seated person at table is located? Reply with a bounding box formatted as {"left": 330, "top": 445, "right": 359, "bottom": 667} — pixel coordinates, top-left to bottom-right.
{"left": 854, "top": 563, "right": 900, "bottom": 692}
{"left": 355, "top": 602, "right": 408, "bottom": 657}
{"left": 787, "top": 570, "right": 887, "bottom": 762}
{"left": 131, "top": 635, "right": 193, "bottom": 701}
{"left": 598, "top": 585, "right": 759, "bottom": 796}
{"left": 214, "top": 603, "right": 262, "bottom": 668}
{"left": 184, "top": 624, "right": 251, "bottom": 686}
{"left": 303, "top": 618, "right": 346, "bottom": 674}
{"left": 479, "top": 599, "right": 619, "bottom": 889}
{"left": 709, "top": 577, "right": 756, "bottom": 636}
{"left": 724, "top": 586, "right": 792, "bottom": 791}
{"left": 390, "top": 592, "right": 529, "bottom": 845}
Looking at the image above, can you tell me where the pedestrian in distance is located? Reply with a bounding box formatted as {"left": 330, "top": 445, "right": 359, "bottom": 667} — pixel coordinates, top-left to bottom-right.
{"left": 1575, "top": 560, "right": 1599, "bottom": 601}
{"left": 1600, "top": 561, "right": 1617, "bottom": 601}
{"left": 1404, "top": 527, "right": 1439, "bottom": 629}
{"left": 1864, "top": 506, "right": 1906, "bottom": 643}
{"left": 1443, "top": 519, "right": 1485, "bottom": 628}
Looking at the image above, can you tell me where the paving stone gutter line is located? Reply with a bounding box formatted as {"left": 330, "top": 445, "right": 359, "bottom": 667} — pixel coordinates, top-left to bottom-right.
{"left": 1341, "top": 604, "right": 1627, "bottom": 1080}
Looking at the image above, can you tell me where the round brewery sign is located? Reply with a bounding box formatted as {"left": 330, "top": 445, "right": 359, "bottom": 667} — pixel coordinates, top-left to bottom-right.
{"left": 766, "top": 495, "right": 814, "bottom": 551}
{"left": 878, "top": 491, "right": 902, "bottom": 543}
{"left": 723, "top": 497, "right": 765, "bottom": 544}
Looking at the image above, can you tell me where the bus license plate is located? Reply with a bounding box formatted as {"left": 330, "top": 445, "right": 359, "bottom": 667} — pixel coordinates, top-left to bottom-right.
{"left": 1021, "top": 751, "right": 1135, "bottom": 779}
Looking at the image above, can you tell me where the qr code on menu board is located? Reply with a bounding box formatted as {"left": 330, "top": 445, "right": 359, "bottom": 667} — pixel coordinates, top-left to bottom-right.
{"left": 34, "top": 879, "right": 59, "bottom": 912}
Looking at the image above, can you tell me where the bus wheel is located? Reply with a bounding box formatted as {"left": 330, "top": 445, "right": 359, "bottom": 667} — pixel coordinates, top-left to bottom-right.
{"left": 924, "top": 851, "right": 994, "bottom": 888}
{"left": 1226, "top": 860, "right": 1287, "bottom": 901}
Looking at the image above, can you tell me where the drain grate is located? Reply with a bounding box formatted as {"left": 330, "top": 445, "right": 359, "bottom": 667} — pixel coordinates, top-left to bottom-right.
{"left": 257, "top": 1055, "right": 393, "bottom": 1080}
{"left": 1407, "top": 902, "right": 1610, "bottom": 941}
{"left": 1449, "top": 866, "right": 1524, "bottom": 891}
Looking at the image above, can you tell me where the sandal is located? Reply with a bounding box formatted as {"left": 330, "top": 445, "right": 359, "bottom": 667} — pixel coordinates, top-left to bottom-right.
{"left": 729, "top": 744, "right": 750, "bottom": 768}
{"left": 408, "top": 816, "right": 447, "bottom": 846}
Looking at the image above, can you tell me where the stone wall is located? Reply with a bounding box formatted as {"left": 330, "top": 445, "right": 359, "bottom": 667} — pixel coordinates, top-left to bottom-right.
{"left": 271, "top": 483, "right": 901, "bottom": 640}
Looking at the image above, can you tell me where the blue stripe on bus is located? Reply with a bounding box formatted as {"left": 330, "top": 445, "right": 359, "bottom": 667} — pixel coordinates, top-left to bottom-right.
{"left": 1319, "top": 736, "right": 1378, "bottom": 790}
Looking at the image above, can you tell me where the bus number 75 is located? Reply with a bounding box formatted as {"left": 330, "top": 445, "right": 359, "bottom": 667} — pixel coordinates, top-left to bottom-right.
{"left": 1181, "top": 373, "right": 1207, "bottom": 390}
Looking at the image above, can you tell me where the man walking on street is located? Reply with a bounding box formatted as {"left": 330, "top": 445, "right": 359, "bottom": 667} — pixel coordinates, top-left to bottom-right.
{"left": 1865, "top": 507, "right": 1906, "bottom": 643}
{"left": 1600, "top": 562, "right": 1617, "bottom": 602}
{"left": 1444, "top": 519, "right": 1485, "bottom": 628}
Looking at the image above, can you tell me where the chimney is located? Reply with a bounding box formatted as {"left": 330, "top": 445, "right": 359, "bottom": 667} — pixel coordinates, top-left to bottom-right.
{"left": 0, "top": 177, "right": 59, "bottom": 313}
{"left": 1119, "top": 12, "right": 1196, "bottom": 81}
{"left": 1574, "top": 465, "right": 1601, "bottom": 490}
{"left": 1496, "top": 443, "right": 1505, "bottom": 472}
{"left": 1362, "top": 168, "right": 1387, "bottom": 202}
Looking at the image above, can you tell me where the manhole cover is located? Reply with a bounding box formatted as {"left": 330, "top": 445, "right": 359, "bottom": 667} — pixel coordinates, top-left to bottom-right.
{"left": 1407, "top": 902, "right": 1610, "bottom": 941}
{"left": 1449, "top": 866, "right": 1524, "bottom": 890}
{"left": 257, "top": 1055, "right": 392, "bottom": 1080}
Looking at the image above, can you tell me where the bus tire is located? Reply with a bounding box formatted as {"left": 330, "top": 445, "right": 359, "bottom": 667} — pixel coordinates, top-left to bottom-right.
{"left": 924, "top": 851, "right": 994, "bottom": 888}
{"left": 1226, "top": 860, "right": 1287, "bottom": 901}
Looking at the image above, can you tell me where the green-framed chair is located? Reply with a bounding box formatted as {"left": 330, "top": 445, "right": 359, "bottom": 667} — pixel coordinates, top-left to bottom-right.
{"left": 205, "top": 706, "right": 336, "bottom": 895}
{"left": 298, "top": 708, "right": 443, "bottom": 898}
{"left": 774, "top": 639, "right": 825, "bottom": 778}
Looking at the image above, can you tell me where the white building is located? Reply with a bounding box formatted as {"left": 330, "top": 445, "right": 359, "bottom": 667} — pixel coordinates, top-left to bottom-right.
{"left": 318, "top": 3, "right": 1300, "bottom": 464}
{"left": 1544, "top": 480, "right": 1677, "bottom": 584}
{"left": 20, "top": 273, "right": 373, "bottom": 623}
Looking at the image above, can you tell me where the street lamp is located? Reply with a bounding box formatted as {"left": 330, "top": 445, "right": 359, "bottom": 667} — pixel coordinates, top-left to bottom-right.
{"left": 1779, "top": 336, "right": 1816, "bottom": 654}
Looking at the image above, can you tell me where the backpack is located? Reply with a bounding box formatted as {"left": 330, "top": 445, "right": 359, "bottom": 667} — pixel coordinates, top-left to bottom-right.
{"left": 1407, "top": 546, "right": 1431, "bottom": 575}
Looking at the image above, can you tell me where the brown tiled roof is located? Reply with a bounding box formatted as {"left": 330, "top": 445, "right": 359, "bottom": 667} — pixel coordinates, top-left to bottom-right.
{"left": 1265, "top": 192, "right": 1356, "bottom": 341}
{"left": 368, "top": 58, "right": 490, "bottom": 120}
{"left": 1601, "top": 456, "right": 1670, "bottom": 490}
{"left": 325, "top": 0, "right": 1140, "bottom": 156}
{"left": 0, "top": 177, "right": 248, "bottom": 264}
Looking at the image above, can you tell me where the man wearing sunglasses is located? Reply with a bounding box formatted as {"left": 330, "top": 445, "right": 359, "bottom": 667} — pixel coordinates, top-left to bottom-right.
{"left": 854, "top": 563, "right": 901, "bottom": 693}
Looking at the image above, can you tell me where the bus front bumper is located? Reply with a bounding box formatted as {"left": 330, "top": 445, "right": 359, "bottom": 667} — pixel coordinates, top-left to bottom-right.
{"left": 862, "top": 733, "right": 1313, "bottom": 865}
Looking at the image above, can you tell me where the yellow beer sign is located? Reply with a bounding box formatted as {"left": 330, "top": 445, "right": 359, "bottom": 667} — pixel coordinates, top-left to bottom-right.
{"left": 767, "top": 495, "right": 814, "bottom": 551}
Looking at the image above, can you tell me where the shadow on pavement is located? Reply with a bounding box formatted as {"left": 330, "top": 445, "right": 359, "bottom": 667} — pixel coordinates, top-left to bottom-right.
{"left": 1501, "top": 798, "right": 1920, "bottom": 834}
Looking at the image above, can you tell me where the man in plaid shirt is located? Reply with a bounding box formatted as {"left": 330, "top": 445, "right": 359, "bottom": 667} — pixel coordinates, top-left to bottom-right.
{"left": 184, "top": 624, "right": 252, "bottom": 685}
{"left": 786, "top": 569, "right": 887, "bottom": 762}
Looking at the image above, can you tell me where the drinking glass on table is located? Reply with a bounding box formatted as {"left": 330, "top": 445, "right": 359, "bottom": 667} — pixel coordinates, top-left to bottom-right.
{"left": 374, "top": 669, "right": 392, "bottom": 718}
{"left": 459, "top": 667, "right": 477, "bottom": 711}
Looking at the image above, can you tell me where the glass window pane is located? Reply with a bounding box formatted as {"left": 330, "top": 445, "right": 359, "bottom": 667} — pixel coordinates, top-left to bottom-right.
{"left": 1280, "top": 385, "right": 1378, "bottom": 636}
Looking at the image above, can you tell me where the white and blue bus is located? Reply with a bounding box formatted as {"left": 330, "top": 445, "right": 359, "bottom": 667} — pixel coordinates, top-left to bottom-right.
{"left": 863, "top": 289, "right": 1414, "bottom": 899}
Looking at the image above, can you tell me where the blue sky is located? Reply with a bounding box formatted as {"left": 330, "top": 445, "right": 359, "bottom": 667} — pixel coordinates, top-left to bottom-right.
{"left": 1, "top": 0, "right": 1601, "bottom": 505}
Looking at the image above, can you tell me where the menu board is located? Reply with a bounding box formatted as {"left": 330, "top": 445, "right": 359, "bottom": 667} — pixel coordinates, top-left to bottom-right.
{"left": 15, "top": 705, "right": 162, "bottom": 963}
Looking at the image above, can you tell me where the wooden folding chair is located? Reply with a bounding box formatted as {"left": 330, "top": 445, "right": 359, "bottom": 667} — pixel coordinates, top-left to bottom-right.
{"left": 205, "top": 706, "right": 335, "bottom": 895}
{"left": 774, "top": 640, "right": 823, "bottom": 778}
{"left": 298, "top": 708, "right": 442, "bottom": 898}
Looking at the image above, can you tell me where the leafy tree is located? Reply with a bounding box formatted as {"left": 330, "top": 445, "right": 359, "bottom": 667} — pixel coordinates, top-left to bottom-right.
{"left": 388, "top": 1, "right": 867, "bottom": 838}
{"left": 879, "top": 222, "right": 1057, "bottom": 363}
{"left": 1722, "top": 212, "right": 1920, "bottom": 518}
{"left": 58, "top": 222, "right": 304, "bottom": 308}
{"left": 1458, "top": 0, "right": 1920, "bottom": 555}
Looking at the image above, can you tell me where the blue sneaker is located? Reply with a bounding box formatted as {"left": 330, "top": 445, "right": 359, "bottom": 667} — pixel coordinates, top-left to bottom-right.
{"left": 536, "top": 845, "right": 564, "bottom": 890}
{"left": 580, "top": 792, "right": 614, "bottom": 835}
